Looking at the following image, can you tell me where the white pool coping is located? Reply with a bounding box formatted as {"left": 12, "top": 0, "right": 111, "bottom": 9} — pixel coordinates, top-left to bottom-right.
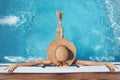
{"left": 0, "top": 62, "right": 120, "bottom": 73}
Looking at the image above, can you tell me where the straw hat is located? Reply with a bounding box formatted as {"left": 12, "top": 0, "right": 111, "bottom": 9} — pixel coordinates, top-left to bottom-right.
{"left": 47, "top": 37, "right": 76, "bottom": 66}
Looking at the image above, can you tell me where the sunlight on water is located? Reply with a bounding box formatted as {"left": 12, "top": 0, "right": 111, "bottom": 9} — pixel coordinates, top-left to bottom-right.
{"left": 0, "top": 16, "right": 19, "bottom": 25}
{"left": 4, "top": 56, "right": 43, "bottom": 62}
{"left": 104, "top": 0, "right": 120, "bottom": 55}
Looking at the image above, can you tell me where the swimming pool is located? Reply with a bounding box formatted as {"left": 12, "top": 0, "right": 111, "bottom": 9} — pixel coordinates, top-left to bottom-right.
{"left": 0, "top": 0, "right": 120, "bottom": 63}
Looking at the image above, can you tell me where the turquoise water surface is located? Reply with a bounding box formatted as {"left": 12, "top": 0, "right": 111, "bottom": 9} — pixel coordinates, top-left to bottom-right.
{"left": 0, "top": 0, "right": 120, "bottom": 63}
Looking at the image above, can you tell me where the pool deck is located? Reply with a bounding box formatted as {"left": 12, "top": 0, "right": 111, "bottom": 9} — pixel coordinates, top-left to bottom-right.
{"left": 0, "top": 62, "right": 120, "bottom": 80}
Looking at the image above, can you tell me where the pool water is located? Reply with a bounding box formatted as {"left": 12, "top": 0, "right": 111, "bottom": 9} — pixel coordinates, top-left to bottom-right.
{"left": 0, "top": 0, "right": 120, "bottom": 63}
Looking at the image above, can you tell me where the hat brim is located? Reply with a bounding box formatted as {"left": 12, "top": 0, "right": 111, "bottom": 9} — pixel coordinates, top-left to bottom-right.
{"left": 47, "top": 38, "right": 76, "bottom": 66}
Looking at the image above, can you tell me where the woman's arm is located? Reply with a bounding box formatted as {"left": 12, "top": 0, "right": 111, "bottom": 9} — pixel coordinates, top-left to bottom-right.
{"left": 6, "top": 59, "right": 51, "bottom": 73}
{"left": 73, "top": 60, "right": 117, "bottom": 72}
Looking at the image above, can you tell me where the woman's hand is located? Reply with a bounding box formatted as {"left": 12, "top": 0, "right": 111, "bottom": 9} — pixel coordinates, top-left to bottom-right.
{"left": 104, "top": 62, "right": 118, "bottom": 72}
{"left": 6, "top": 64, "right": 18, "bottom": 73}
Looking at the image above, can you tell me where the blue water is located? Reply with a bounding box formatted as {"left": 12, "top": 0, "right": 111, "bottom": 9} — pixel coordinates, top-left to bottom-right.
{"left": 0, "top": 0, "right": 120, "bottom": 63}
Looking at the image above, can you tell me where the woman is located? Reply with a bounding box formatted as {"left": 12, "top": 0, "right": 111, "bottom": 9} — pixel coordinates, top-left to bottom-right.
{"left": 6, "top": 11, "right": 118, "bottom": 73}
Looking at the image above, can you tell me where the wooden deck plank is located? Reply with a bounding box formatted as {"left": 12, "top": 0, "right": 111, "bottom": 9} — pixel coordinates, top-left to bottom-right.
{"left": 0, "top": 72, "right": 120, "bottom": 80}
